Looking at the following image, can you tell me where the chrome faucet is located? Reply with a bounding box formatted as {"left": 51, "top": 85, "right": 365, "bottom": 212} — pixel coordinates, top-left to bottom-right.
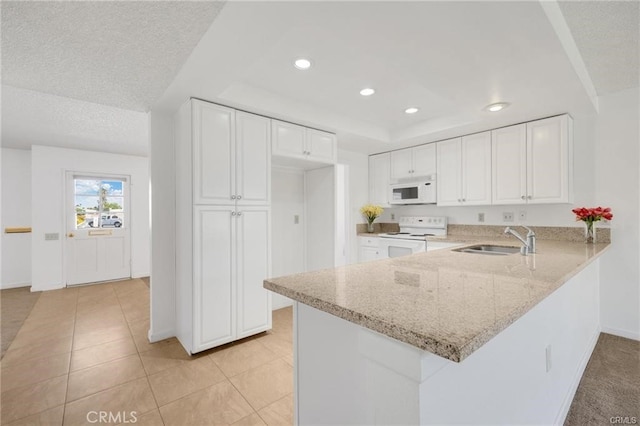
{"left": 504, "top": 226, "right": 536, "bottom": 255}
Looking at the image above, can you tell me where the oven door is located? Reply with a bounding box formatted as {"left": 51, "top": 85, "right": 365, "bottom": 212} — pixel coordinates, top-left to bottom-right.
{"left": 378, "top": 238, "right": 426, "bottom": 259}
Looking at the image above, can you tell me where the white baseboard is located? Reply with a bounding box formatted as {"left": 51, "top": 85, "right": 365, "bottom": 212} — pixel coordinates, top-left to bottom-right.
{"left": 131, "top": 271, "right": 150, "bottom": 279}
{"left": 601, "top": 326, "right": 640, "bottom": 341}
{"left": 30, "top": 282, "right": 65, "bottom": 292}
{"left": 148, "top": 328, "right": 175, "bottom": 343}
{"left": 0, "top": 282, "right": 31, "bottom": 290}
{"left": 555, "top": 325, "right": 601, "bottom": 425}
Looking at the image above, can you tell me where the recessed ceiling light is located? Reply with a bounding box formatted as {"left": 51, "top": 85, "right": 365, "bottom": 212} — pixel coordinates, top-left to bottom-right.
{"left": 294, "top": 58, "right": 312, "bottom": 70}
{"left": 485, "top": 102, "right": 510, "bottom": 112}
{"left": 404, "top": 107, "right": 419, "bottom": 114}
{"left": 360, "top": 88, "right": 375, "bottom": 96}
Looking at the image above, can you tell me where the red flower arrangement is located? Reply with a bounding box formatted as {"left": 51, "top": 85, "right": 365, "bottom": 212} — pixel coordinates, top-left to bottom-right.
{"left": 571, "top": 206, "right": 613, "bottom": 243}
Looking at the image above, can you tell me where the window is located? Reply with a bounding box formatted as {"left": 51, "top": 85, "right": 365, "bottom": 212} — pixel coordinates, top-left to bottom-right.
{"left": 74, "top": 178, "right": 126, "bottom": 229}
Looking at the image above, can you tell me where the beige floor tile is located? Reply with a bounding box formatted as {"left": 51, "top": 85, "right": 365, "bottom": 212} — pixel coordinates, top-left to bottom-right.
{"left": 159, "top": 381, "right": 253, "bottom": 426}
{"left": 70, "top": 336, "right": 137, "bottom": 372}
{"left": 283, "top": 354, "right": 294, "bottom": 367}
{"left": 254, "top": 333, "right": 292, "bottom": 358}
{"left": 112, "top": 279, "right": 149, "bottom": 299}
{"left": 209, "top": 339, "right": 280, "bottom": 378}
{"left": 122, "top": 306, "right": 150, "bottom": 324}
{"left": 148, "top": 356, "right": 226, "bottom": 406}
{"left": 63, "top": 377, "right": 156, "bottom": 426}
{"left": 1, "top": 352, "right": 71, "bottom": 392}
{"left": 229, "top": 358, "right": 293, "bottom": 411}
{"left": 74, "top": 312, "right": 128, "bottom": 334}
{"left": 257, "top": 394, "right": 294, "bottom": 426}
{"left": 139, "top": 340, "right": 200, "bottom": 375}
{"left": 233, "top": 412, "right": 267, "bottom": 426}
{"left": 66, "top": 354, "right": 146, "bottom": 402}
{"left": 116, "top": 409, "right": 164, "bottom": 426}
{"left": 23, "top": 310, "right": 76, "bottom": 329}
{"left": 2, "top": 335, "right": 73, "bottom": 367}
{"left": 0, "top": 375, "right": 67, "bottom": 424}
{"left": 72, "top": 324, "right": 132, "bottom": 350}
{"left": 10, "top": 321, "right": 75, "bottom": 350}
{"left": 5, "top": 404, "right": 64, "bottom": 426}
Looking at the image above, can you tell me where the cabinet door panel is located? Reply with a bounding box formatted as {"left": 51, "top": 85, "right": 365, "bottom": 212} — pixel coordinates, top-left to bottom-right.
{"left": 236, "top": 112, "right": 271, "bottom": 205}
{"left": 436, "top": 138, "right": 462, "bottom": 206}
{"left": 390, "top": 148, "right": 413, "bottom": 180}
{"left": 527, "top": 116, "right": 569, "bottom": 203}
{"left": 462, "top": 132, "right": 492, "bottom": 205}
{"left": 236, "top": 208, "right": 272, "bottom": 338}
{"left": 492, "top": 124, "right": 527, "bottom": 205}
{"left": 272, "top": 120, "right": 305, "bottom": 157}
{"left": 194, "top": 207, "right": 236, "bottom": 352}
{"left": 193, "top": 101, "right": 235, "bottom": 204}
{"left": 412, "top": 144, "right": 436, "bottom": 176}
{"left": 369, "top": 153, "right": 391, "bottom": 206}
{"left": 306, "top": 129, "right": 336, "bottom": 163}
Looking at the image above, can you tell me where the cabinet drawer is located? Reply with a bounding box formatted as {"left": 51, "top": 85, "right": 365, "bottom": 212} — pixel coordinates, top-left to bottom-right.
{"left": 359, "top": 236, "right": 379, "bottom": 248}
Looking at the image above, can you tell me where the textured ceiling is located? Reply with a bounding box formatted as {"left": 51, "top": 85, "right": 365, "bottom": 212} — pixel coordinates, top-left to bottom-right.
{"left": 2, "top": 85, "right": 149, "bottom": 156}
{"left": 559, "top": 0, "right": 639, "bottom": 96}
{"left": 1, "top": 1, "right": 224, "bottom": 112}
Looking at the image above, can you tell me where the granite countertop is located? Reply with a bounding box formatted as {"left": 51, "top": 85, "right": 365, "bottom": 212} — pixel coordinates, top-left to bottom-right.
{"left": 264, "top": 239, "right": 610, "bottom": 362}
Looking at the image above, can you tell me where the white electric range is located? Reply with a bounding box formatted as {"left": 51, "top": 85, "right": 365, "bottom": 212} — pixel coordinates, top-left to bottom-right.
{"left": 378, "top": 216, "right": 458, "bottom": 259}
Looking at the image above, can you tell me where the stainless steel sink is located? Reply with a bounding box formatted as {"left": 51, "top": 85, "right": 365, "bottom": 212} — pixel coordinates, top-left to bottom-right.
{"left": 454, "top": 245, "right": 521, "bottom": 256}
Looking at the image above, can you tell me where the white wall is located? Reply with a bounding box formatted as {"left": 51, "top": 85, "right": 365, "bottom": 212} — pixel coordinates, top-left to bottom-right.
{"left": 338, "top": 149, "right": 369, "bottom": 264}
{"left": 595, "top": 88, "right": 640, "bottom": 340}
{"left": 1, "top": 148, "right": 32, "bottom": 288}
{"left": 30, "top": 145, "right": 150, "bottom": 291}
{"left": 149, "top": 110, "right": 176, "bottom": 341}
{"left": 271, "top": 167, "right": 305, "bottom": 309}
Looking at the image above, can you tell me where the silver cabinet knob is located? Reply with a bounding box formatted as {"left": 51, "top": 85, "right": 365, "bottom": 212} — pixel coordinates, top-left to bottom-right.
{"left": 521, "top": 195, "right": 526, "bottom": 200}
{"left": 237, "top": 211, "right": 243, "bottom": 216}
{"left": 462, "top": 198, "right": 466, "bottom": 202}
{"left": 237, "top": 195, "right": 242, "bottom": 200}
{"left": 231, "top": 195, "right": 236, "bottom": 200}
{"left": 527, "top": 195, "right": 532, "bottom": 200}
{"left": 231, "top": 211, "right": 236, "bottom": 216}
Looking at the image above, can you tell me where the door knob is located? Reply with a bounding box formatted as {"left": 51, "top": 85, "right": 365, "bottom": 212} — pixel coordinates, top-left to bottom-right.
{"left": 68, "top": 233, "right": 74, "bottom": 238}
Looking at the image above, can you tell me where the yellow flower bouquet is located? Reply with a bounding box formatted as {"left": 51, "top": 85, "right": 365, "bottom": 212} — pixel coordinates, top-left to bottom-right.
{"left": 360, "top": 204, "right": 384, "bottom": 233}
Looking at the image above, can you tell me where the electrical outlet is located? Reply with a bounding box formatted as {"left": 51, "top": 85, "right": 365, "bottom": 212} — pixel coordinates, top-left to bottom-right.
{"left": 478, "top": 212, "right": 485, "bottom": 223}
{"left": 519, "top": 210, "right": 527, "bottom": 221}
{"left": 294, "top": 215, "right": 299, "bottom": 224}
{"left": 391, "top": 213, "right": 395, "bottom": 221}
{"left": 503, "top": 212, "right": 514, "bottom": 222}
{"left": 545, "top": 344, "right": 552, "bottom": 372}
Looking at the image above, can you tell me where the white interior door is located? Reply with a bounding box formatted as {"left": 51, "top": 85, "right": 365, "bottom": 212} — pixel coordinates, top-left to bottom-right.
{"left": 66, "top": 173, "right": 131, "bottom": 286}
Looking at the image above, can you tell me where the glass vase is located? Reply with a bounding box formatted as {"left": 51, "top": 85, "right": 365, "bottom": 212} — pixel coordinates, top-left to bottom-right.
{"left": 585, "top": 221, "right": 596, "bottom": 244}
{"left": 367, "top": 221, "right": 375, "bottom": 233}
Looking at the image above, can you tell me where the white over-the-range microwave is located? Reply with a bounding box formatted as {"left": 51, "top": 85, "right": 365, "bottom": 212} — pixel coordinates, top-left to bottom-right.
{"left": 389, "top": 174, "right": 437, "bottom": 205}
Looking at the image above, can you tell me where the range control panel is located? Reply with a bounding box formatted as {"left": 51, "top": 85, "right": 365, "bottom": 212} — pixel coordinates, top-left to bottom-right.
{"left": 398, "top": 216, "right": 447, "bottom": 229}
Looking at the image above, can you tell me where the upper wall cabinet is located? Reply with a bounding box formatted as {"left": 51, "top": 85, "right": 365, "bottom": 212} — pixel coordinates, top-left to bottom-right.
{"left": 369, "top": 153, "right": 391, "bottom": 207}
{"left": 492, "top": 115, "right": 573, "bottom": 205}
{"left": 390, "top": 144, "right": 436, "bottom": 181}
{"left": 192, "top": 100, "right": 271, "bottom": 205}
{"left": 437, "top": 132, "right": 492, "bottom": 206}
{"left": 272, "top": 120, "right": 336, "bottom": 166}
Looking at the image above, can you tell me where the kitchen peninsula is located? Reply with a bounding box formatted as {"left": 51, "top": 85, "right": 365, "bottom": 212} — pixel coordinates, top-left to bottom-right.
{"left": 264, "top": 237, "right": 610, "bottom": 425}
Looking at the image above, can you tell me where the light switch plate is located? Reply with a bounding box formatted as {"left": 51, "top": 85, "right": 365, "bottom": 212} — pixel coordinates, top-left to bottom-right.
{"left": 45, "top": 233, "right": 59, "bottom": 241}
{"left": 503, "top": 212, "right": 514, "bottom": 222}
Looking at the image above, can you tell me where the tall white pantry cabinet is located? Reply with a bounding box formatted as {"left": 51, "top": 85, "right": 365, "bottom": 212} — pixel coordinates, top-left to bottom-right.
{"left": 175, "top": 99, "right": 272, "bottom": 354}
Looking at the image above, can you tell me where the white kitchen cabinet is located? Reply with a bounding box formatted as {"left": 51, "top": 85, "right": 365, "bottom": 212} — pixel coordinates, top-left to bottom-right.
{"left": 272, "top": 120, "right": 336, "bottom": 165}
{"left": 175, "top": 99, "right": 272, "bottom": 355}
{"left": 192, "top": 100, "right": 271, "bottom": 205}
{"left": 436, "top": 133, "right": 491, "bottom": 206}
{"left": 358, "top": 236, "right": 380, "bottom": 263}
{"left": 527, "top": 115, "right": 573, "bottom": 204}
{"left": 369, "top": 153, "right": 391, "bottom": 206}
{"left": 390, "top": 144, "right": 436, "bottom": 181}
{"left": 492, "top": 115, "right": 573, "bottom": 205}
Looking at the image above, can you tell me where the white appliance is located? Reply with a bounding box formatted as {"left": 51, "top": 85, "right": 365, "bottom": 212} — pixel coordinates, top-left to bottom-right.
{"left": 389, "top": 174, "right": 437, "bottom": 205}
{"left": 378, "top": 216, "right": 448, "bottom": 259}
